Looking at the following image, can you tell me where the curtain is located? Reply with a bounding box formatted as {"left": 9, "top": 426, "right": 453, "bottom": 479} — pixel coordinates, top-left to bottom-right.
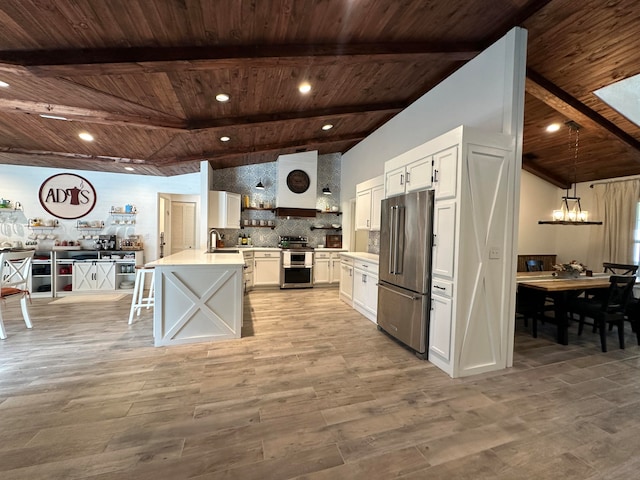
{"left": 587, "top": 179, "right": 640, "bottom": 269}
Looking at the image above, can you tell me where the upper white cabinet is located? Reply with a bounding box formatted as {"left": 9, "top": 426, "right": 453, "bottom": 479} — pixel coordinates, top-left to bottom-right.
{"left": 433, "top": 146, "right": 458, "bottom": 200}
{"left": 355, "top": 175, "right": 384, "bottom": 231}
{"left": 208, "top": 191, "right": 241, "bottom": 229}
{"left": 384, "top": 153, "right": 432, "bottom": 198}
{"left": 432, "top": 200, "right": 457, "bottom": 279}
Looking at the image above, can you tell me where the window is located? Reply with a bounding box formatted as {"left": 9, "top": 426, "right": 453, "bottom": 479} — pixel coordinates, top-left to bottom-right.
{"left": 634, "top": 202, "right": 640, "bottom": 265}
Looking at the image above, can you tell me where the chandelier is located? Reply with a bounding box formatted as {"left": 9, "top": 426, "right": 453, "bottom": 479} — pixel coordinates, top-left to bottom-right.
{"left": 539, "top": 121, "right": 602, "bottom": 225}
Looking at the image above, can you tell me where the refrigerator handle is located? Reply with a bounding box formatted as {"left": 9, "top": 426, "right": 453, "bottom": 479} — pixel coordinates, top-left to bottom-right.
{"left": 394, "top": 205, "right": 404, "bottom": 275}
{"left": 388, "top": 205, "right": 396, "bottom": 274}
{"left": 378, "top": 282, "right": 419, "bottom": 301}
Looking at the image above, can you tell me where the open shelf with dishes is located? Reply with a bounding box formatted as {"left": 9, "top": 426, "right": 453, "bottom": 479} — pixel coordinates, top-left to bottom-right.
{"left": 241, "top": 224, "right": 276, "bottom": 229}
{"left": 316, "top": 210, "right": 342, "bottom": 216}
{"left": 310, "top": 226, "right": 342, "bottom": 231}
{"left": 76, "top": 220, "right": 105, "bottom": 230}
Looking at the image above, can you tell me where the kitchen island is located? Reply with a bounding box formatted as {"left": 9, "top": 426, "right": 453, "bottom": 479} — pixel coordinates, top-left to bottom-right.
{"left": 148, "top": 249, "right": 244, "bottom": 347}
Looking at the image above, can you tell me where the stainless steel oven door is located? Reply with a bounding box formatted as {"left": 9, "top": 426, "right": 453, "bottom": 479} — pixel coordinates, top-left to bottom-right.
{"left": 280, "top": 251, "right": 314, "bottom": 288}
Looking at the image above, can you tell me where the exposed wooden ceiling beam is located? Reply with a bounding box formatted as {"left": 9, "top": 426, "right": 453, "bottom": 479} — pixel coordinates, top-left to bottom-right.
{"left": 522, "top": 159, "right": 570, "bottom": 189}
{"left": 188, "top": 103, "right": 405, "bottom": 130}
{"left": 0, "top": 97, "right": 403, "bottom": 132}
{"left": 0, "top": 43, "right": 481, "bottom": 77}
{"left": 154, "top": 133, "right": 367, "bottom": 166}
{"left": 0, "top": 147, "right": 147, "bottom": 165}
{"left": 0, "top": 98, "right": 186, "bottom": 130}
{"left": 526, "top": 68, "right": 640, "bottom": 153}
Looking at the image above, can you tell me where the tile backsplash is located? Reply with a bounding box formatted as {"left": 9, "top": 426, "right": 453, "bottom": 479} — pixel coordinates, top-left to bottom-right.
{"left": 210, "top": 153, "right": 342, "bottom": 248}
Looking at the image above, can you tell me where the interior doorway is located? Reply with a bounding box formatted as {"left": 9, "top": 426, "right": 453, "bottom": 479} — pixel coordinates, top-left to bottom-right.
{"left": 157, "top": 193, "right": 201, "bottom": 258}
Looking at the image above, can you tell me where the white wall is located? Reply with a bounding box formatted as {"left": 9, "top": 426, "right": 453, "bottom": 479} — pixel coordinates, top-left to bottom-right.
{"left": 341, "top": 28, "right": 526, "bottom": 200}
{"left": 0, "top": 164, "right": 200, "bottom": 262}
{"left": 340, "top": 27, "right": 527, "bottom": 251}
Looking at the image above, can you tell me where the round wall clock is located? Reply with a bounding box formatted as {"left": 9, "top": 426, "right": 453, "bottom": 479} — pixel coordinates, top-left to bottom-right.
{"left": 286, "top": 169, "right": 311, "bottom": 194}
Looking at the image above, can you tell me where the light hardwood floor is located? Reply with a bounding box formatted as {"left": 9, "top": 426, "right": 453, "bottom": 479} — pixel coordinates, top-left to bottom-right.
{"left": 1, "top": 288, "right": 639, "bottom": 479}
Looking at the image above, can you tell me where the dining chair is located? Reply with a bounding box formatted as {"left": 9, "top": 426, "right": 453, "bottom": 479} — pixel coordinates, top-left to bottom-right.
{"left": 0, "top": 250, "right": 34, "bottom": 339}
{"left": 525, "top": 259, "right": 545, "bottom": 272}
{"left": 622, "top": 296, "right": 640, "bottom": 346}
{"left": 568, "top": 275, "right": 635, "bottom": 352}
{"left": 602, "top": 262, "right": 639, "bottom": 276}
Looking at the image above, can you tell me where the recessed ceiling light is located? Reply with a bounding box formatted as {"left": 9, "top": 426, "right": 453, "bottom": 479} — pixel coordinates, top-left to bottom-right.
{"left": 124, "top": 166, "right": 134, "bottom": 171}
{"left": 546, "top": 123, "right": 561, "bottom": 132}
{"left": 322, "top": 124, "right": 333, "bottom": 131}
{"left": 298, "top": 82, "right": 312, "bottom": 94}
{"left": 40, "top": 114, "right": 68, "bottom": 121}
{"left": 78, "top": 132, "right": 94, "bottom": 142}
{"left": 220, "top": 136, "right": 230, "bottom": 142}
{"left": 0, "top": 80, "right": 9, "bottom": 88}
{"left": 215, "top": 93, "right": 230, "bottom": 102}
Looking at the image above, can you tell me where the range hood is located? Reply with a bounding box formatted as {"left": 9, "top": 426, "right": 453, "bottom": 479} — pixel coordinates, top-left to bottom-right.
{"left": 275, "top": 150, "right": 318, "bottom": 218}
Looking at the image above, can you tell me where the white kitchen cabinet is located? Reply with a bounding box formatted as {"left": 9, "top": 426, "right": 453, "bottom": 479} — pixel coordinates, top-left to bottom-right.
{"left": 352, "top": 259, "right": 378, "bottom": 324}
{"left": 384, "top": 154, "right": 432, "bottom": 198}
{"left": 330, "top": 255, "right": 341, "bottom": 284}
{"left": 433, "top": 145, "right": 458, "bottom": 200}
{"left": 430, "top": 293, "right": 452, "bottom": 362}
{"left": 409, "top": 125, "right": 515, "bottom": 379}
{"left": 432, "top": 200, "right": 457, "bottom": 280}
{"left": 313, "top": 251, "right": 330, "bottom": 284}
{"left": 208, "top": 191, "right": 241, "bottom": 229}
{"left": 339, "top": 256, "right": 354, "bottom": 304}
{"left": 355, "top": 175, "right": 384, "bottom": 231}
{"left": 355, "top": 188, "right": 372, "bottom": 230}
{"left": 253, "top": 251, "right": 280, "bottom": 286}
{"left": 314, "top": 251, "right": 344, "bottom": 285}
{"left": 72, "top": 261, "right": 116, "bottom": 291}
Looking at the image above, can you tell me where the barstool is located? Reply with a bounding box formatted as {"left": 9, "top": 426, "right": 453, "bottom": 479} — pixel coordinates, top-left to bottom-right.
{"left": 128, "top": 265, "right": 155, "bottom": 324}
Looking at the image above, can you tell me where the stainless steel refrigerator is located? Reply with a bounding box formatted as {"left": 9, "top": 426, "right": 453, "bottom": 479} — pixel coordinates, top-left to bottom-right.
{"left": 377, "top": 189, "right": 434, "bottom": 355}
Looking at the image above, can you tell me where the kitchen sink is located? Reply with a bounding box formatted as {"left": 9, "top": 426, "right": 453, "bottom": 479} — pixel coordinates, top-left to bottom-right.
{"left": 207, "top": 249, "right": 240, "bottom": 253}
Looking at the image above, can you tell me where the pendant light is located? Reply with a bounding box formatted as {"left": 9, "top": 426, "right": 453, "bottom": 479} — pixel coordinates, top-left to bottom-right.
{"left": 539, "top": 121, "right": 602, "bottom": 225}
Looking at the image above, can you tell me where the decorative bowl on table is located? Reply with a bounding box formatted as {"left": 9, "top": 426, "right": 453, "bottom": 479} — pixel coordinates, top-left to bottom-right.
{"left": 552, "top": 261, "right": 585, "bottom": 278}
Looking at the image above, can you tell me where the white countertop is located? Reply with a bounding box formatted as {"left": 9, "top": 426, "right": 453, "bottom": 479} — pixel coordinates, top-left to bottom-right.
{"left": 147, "top": 249, "right": 244, "bottom": 266}
{"left": 339, "top": 251, "right": 379, "bottom": 264}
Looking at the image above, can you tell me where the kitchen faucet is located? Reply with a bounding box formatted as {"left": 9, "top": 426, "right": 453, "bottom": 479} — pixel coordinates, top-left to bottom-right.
{"left": 207, "top": 228, "right": 220, "bottom": 253}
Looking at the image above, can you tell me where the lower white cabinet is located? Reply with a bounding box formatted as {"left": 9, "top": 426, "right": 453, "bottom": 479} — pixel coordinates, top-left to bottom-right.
{"left": 314, "top": 252, "right": 330, "bottom": 284}
{"left": 430, "top": 293, "right": 452, "bottom": 362}
{"left": 314, "top": 250, "right": 344, "bottom": 285}
{"left": 72, "top": 261, "right": 116, "bottom": 291}
{"left": 253, "top": 251, "right": 280, "bottom": 286}
{"left": 352, "top": 259, "right": 378, "bottom": 323}
{"left": 339, "top": 257, "right": 354, "bottom": 304}
{"left": 330, "top": 256, "right": 341, "bottom": 284}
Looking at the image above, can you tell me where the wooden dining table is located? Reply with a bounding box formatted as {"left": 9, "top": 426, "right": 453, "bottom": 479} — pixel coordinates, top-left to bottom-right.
{"left": 517, "top": 272, "right": 612, "bottom": 345}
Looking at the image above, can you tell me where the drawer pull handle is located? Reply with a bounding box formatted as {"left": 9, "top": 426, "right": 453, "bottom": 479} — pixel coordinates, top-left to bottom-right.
{"left": 434, "top": 285, "right": 446, "bottom": 290}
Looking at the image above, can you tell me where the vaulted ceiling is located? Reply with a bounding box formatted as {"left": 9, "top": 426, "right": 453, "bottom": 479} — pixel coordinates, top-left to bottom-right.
{"left": 0, "top": 0, "right": 639, "bottom": 188}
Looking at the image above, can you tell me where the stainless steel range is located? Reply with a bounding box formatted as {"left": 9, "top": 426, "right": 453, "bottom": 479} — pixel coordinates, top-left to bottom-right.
{"left": 279, "top": 235, "right": 314, "bottom": 289}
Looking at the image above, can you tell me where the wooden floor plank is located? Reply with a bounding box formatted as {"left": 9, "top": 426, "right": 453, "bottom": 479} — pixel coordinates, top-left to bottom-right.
{"left": 1, "top": 288, "right": 640, "bottom": 479}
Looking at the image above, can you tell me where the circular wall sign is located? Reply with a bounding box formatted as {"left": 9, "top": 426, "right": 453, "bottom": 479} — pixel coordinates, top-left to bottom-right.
{"left": 286, "top": 169, "right": 311, "bottom": 194}
{"left": 38, "top": 173, "right": 97, "bottom": 219}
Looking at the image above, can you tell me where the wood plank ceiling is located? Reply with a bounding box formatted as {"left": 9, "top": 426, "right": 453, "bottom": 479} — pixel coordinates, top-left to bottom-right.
{"left": 0, "top": 0, "right": 639, "bottom": 187}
